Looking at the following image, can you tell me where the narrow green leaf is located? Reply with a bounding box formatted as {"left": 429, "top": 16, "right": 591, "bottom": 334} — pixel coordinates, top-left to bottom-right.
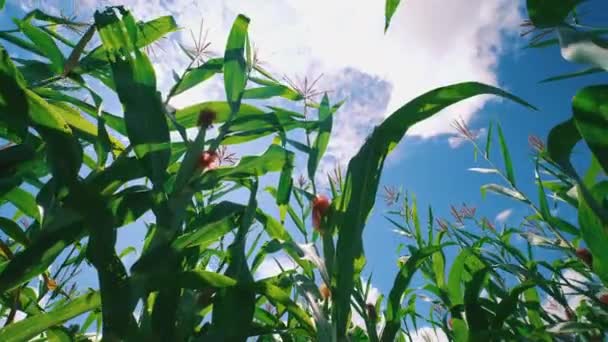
{"left": 224, "top": 14, "right": 250, "bottom": 113}
{"left": 540, "top": 67, "right": 604, "bottom": 83}
{"left": 496, "top": 123, "right": 516, "bottom": 186}
{"left": 385, "top": 0, "right": 402, "bottom": 32}
{"left": 0, "top": 291, "right": 101, "bottom": 342}
{"left": 14, "top": 19, "right": 65, "bottom": 73}
{"left": 485, "top": 121, "right": 493, "bottom": 159}
{"left": 308, "top": 94, "right": 332, "bottom": 181}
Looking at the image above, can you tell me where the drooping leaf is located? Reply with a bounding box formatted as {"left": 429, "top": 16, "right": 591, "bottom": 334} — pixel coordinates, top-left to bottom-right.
{"left": 332, "top": 82, "right": 534, "bottom": 338}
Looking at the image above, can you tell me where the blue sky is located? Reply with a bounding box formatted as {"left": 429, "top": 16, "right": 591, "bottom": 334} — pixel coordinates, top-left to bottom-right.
{"left": 2, "top": 0, "right": 608, "bottom": 337}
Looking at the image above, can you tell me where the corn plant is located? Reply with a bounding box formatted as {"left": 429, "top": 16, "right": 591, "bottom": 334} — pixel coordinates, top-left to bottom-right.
{"left": 378, "top": 1, "right": 608, "bottom": 340}
{"left": 0, "top": 3, "right": 563, "bottom": 342}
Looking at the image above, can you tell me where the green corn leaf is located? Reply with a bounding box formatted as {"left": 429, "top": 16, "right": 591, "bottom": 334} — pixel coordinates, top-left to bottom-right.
{"left": 485, "top": 121, "right": 493, "bottom": 159}
{"left": 95, "top": 8, "right": 170, "bottom": 187}
{"left": 175, "top": 101, "right": 265, "bottom": 128}
{"left": 210, "top": 180, "right": 257, "bottom": 340}
{"left": 0, "top": 45, "right": 29, "bottom": 140}
{"left": 255, "top": 281, "right": 315, "bottom": 335}
{"left": 243, "top": 84, "right": 302, "bottom": 101}
{"left": 198, "top": 145, "right": 294, "bottom": 190}
{"left": 172, "top": 58, "right": 223, "bottom": 96}
{"left": 480, "top": 183, "right": 526, "bottom": 202}
{"left": 492, "top": 281, "right": 536, "bottom": 329}
{"left": 540, "top": 67, "right": 604, "bottom": 83}
{"left": 0, "top": 187, "right": 152, "bottom": 293}
{"left": 0, "top": 291, "right": 101, "bottom": 342}
{"left": 547, "top": 118, "right": 581, "bottom": 173}
{"left": 332, "top": 82, "right": 534, "bottom": 338}
{"left": 578, "top": 181, "right": 608, "bottom": 286}
{"left": 276, "top": 153, "right": 294, "bottom": 223}
{"left": 224, "top": 14, "right": 250, "bottom": 114}
{"left": 463, "top": 267, "right": 490, "bottom": 334}
{"left": 385, "top": 0, "right": 402, "bottom": 32}
{"left": 447, "top": 248, "right": 472, "bottom": 307}
{"left": 572, "top": 85, "right": 608, "bottom": 174}
{"left": 496, "top": 123, "right": 516, "bottom": 186}
{"left": 308, "top": 94, "right": 332, "bottom": 181}
{"left": 526, "top": 0, "right": 581, "bottom": 28}
{"left": 0, "top": 217, "right": 29, "bottom": 246}
{"left": 171, "top": 202, "right": 243, "bottom": 250}
{"left": 0, "top": 216, "right": 81, "bottom": 293}
{"left": 81, "top": 15, "right": 178, "bottom": 69}
{"left": 3, "top": 187, "right": 39, "bottom": 221}
{"left": 381, "top": 245, "right": 444, "bottom": 342}
{"left": 14, "top": 19, "right": 65, "bottom": 74}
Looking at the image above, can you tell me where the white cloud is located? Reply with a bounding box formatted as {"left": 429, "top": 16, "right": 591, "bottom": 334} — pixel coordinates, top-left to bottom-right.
{"left": 495, "top": 208, "right": 513, "bottom": 223}
{"left": 18, "top": 0, "right": 522, "bottom": 172}
{"left": 410, "top": 327, "right": 449, "bottom": 342}
{"left": 352, "top": 278, "right": 381, "bottom": 329}
{"left": 253, "top": 253, "right": 297, "bottom": 280}
{"left": 542, "top": 270, "right": 588, "bottom": 320}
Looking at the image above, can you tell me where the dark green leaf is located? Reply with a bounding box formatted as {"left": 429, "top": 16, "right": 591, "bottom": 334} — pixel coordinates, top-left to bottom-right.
{"left": 572, "top": 85, "right": 608, "bottom": 174}
{"left": 95, "top": 8, "right": 170, "bottom": 187}
{"left": 0, "top": 291, "right": 100, "bottom": 342}
{"left": 526, "top": 0, "right": 581, "bottom": 28}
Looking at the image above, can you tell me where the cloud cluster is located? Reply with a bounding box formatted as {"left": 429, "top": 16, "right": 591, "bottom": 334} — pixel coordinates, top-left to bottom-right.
{"left": 17, "top": 0, "right": 524, "bottom": 172}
